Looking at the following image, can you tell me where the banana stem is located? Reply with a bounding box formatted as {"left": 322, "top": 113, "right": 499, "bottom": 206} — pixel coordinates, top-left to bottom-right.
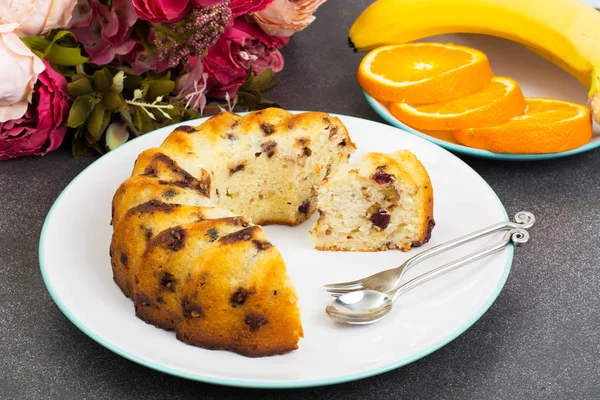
{"left": 587, "top": 68, "right": 600, "bottom": 124}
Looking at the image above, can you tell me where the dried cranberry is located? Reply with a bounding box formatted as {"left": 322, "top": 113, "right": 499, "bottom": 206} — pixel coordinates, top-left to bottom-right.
{"left": 370, "top": 210, "right": 390, "bottom": 230}
{"left": 372, "top": 172, "right": 394, "bottom": 184}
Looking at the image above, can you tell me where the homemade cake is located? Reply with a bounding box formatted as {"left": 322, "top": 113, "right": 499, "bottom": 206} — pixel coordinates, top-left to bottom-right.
{"left": 310, "top": 150, "right": 434, "bottom": 251}
{"left": 110, "top": 108, "right": 355, "bottom": 357}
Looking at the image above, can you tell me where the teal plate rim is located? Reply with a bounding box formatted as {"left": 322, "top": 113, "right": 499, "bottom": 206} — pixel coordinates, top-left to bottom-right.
{"left": 364, "top": 92, "right": 600, "bottom": 161}
{"left": 39, "top": 113, "right": 513, "bottom": 389}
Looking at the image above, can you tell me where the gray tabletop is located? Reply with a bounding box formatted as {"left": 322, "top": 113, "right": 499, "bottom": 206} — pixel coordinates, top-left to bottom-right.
{"left": 2, "top": 1, "right": 600, "bottom": 399}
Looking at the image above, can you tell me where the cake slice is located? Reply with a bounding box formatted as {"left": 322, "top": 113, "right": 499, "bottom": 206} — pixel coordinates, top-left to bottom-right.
{"left": 139, "top": 221, "right": 303, "bottom": 356}
{"left": 310, "top": 150, "right": 435, "bottom": 251}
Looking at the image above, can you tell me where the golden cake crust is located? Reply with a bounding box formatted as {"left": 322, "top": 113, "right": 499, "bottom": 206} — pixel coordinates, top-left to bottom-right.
{"left": 109, "top": 109, "right": 355, "bottom": 357}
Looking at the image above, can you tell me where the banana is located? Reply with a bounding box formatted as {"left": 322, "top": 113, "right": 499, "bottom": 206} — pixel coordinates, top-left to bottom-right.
{"left": 348, "top": 0, "right": 600, "bottom": 123}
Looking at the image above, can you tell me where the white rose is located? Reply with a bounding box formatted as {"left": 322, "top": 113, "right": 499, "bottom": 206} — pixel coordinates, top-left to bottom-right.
{"left": 0, "top": 0, "right": 79, "bottom": 37}
{"left": 0, "top": 23, "right": 46, "bottom": 122}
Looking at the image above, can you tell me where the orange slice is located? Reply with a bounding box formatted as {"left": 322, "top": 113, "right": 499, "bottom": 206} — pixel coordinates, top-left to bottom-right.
{"left": 357, "top": 42, "right": 493, "bottom": 104}
{"left": 452, "top": 98, "right": 592, "bottom": 154}
{"left": 388, "top": 77, "right": 526, "bottom": 130}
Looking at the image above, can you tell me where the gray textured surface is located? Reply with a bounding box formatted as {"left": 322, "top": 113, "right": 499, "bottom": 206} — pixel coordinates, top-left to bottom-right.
{"left": 1, "top": 1, "right": 600, "bottom": 399}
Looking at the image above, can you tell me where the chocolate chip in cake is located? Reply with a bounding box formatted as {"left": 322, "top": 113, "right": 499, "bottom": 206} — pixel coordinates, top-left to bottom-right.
{"left": 156, "top": 296, "right": 165, "bottom": 304}
{"left": 230, "top": 287, "right": 252, "bottom": 307}
{"left": 296, "top": 137, "right": 309, "bottom": 146}
{"left": 255, "top": 152, "right": 262, "bottom": 158}
{"left": 159, "top": 272, "right": 176, "bottom": 291}
{"left": 175, "top": 125, "right": 196, "bottom": 133}
{"left": 260, "top": 123, "right": 275, "bottom": 135}
{"left": 298, "top": 200, "right": 311, "bottom": 214}
{"left": 141, "top": 166, "right": 157, "bottom": 177}
{"left": 370, "top": 210, "right": 391, "bottom": 230}
{"left": 162, "top": 189, "right": 178, "bottom": 199}
{"left": 273, "top": 290, "right": 278, "bottom": 296}
{"left": 227, "top": 133, "right": 238, "bottom": 141}
{"left": 302, "top": 147, "right": 312, "bottom": 157}
{"left": 120, "top": 252, "right": 128, "bottom": 267}
{"left": 338, "top": 139, "right": 347, "bottom": 147}
{"left": 141, "top": 225, "right": 153, "bottom": 241}
{"left": 252, "top": 240, "right": 273, "bottom": 251}
{"left": 261, "top": 141, "right": 277, "bottom": 158}
{"left": 328, "top": 125, "right": 339, "bottom": 137}
{"left": 219, "top": 226, "right": 258, "bottom": 244}
{"left": 134, "top": 294, "right": 152, "bottom": 307}
{"left": 323, "top": 117, "right": 331, "bottom": 128}
{"left": 229, "top": 163, "right": 245, "bottom": 175}
{"left": 149, "top": 227, "right": 186, "bottom": 252}
{"left": 181, "top": 296, "right": 204, "bottom": 318}
{"left": 244, "top": 313, "right": 268, "bottom": 330}
{"left": 205, "top": 227, "right": 219, "bottom": 242}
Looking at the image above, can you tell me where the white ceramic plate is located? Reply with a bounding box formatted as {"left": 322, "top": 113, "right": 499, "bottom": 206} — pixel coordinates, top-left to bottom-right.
{"left": 365, "top": 34, "right": 600, "bottom": 160}
{"left": 40, "top": 114, "right": 513, "bottom": 388}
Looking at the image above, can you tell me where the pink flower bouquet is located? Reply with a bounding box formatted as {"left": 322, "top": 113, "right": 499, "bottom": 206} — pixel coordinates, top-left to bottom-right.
{"left": 0, "top": 0, "right": 326, "bottom": 159}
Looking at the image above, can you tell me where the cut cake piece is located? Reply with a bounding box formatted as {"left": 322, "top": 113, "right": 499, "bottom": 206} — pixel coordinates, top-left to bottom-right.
{"left": 310, "top": 150, "right": 434, "bottom": 251}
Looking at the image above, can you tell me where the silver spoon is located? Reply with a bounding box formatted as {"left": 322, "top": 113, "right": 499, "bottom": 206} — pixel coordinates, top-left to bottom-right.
{"left": 324, "top": 211, "right": 535, "bottom": 295}
{"left": 326, "top": 228, "right": 530, "bottom": 325}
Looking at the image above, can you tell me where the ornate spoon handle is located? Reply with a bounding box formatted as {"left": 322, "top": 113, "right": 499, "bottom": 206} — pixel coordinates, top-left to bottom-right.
{"left": 397, "top": 211, "right": 535, "bottom": 282}
{"left": 392, "top": 228, "right": 530, "bottom": 302}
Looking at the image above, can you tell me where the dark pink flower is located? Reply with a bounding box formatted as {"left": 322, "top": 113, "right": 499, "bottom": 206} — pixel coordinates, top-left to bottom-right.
{"left": 119, "top": 29, "right": 172, "bottom": 75}
{"left": 229, "top": 0, "right": 275, "bottom": 18}
{"left": 194, "top": 0, "right": 223, "bottom": 5}
{"left": 203, "top": 17, "right": 287, "bottom": 99}
{"left": 0, "top": 61, "right": 69, "bottom": 160}
{"left": 70, "top": 0, "right": 138, "bottom": 65}
{"left": 132, "top": 0, "right": 190, "bottom": 23}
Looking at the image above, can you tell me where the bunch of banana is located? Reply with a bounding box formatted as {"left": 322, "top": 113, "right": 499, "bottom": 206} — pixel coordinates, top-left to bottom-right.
{"left": 348, "top": 0, "right": 600, "bottom": 123}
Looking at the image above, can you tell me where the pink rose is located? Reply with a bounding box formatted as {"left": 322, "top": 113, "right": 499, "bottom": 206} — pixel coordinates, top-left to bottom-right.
{"left": 0, "top": 24, "right": 46, "bottom": 123}
{"left": 203, "top": 17, "right": 286, "bottom": 99}
{"left": 132, "top": 0, "right": 189, "bottom": 23}
{"left": 0, "top": 0, "right": 78, "bottom": 37}
{"left": 252, "top": 0, "right": 326, "bottom": 37}
{"left": 229, "top": 0, "right": 274, "bottom": 18}
{"left": 69, "top": 0, "right": 137, "bottom": 65}
{"left": 0, "top": 60, "right": 69, "bottom": 160}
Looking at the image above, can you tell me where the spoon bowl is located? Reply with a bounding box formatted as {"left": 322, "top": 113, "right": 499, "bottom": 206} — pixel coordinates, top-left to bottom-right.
{"left": 325, "top": 228, "right": 530, "bottom": 325}
{"left": 326, "top": 290, "right": 393, "bottom": 324}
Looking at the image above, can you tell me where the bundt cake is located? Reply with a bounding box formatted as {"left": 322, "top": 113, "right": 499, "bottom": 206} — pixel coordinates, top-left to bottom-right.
{"left": 310, "top": 150, "right": 435, "bottom": 252}
{"left": 110, "top": 108, "right": 355, "bottom": 357}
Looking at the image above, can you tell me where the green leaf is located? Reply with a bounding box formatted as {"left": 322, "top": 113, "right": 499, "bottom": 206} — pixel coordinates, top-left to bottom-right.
{"left": 68, "top": 78, "right": 93, "bottom": 97}
{"left": 132, "top": 107, "right": 156, "bottom": 133}
{"left": 255, "top": 100, "right": 282, "bottom": 110}
{"left": 86, "top": 103, "right": 106, "bottom": 142}
{"left": 45, "top": 44, "right": 89, "bottom": 66}
{"left": 68, "top": 95, "right": 95, "bottom": 128}
{"left": 237, "top": 91, "right": 259, "bottom": 109}
{"left": 145, "top": 79, "right": 175, "bottom": 101}
{"left": 22, "top": 36, "right": 50, "bottom": 53}
{"left": 252, "top": 68, "right": 279, "bottom": 93}
{"left": 247, "top": 89, "right": 263, "bottom": 102}
{"left": 103, "top": 89, "right": 125, "bottom": 111}
{"left": 72, "top": 137, "right": 95, "bottom": 158}
{"left": 100, "top": 109, "right": 112, "bottom": 137}
{"left": 92, "top": 70, "right": 111, "bottom": 92}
